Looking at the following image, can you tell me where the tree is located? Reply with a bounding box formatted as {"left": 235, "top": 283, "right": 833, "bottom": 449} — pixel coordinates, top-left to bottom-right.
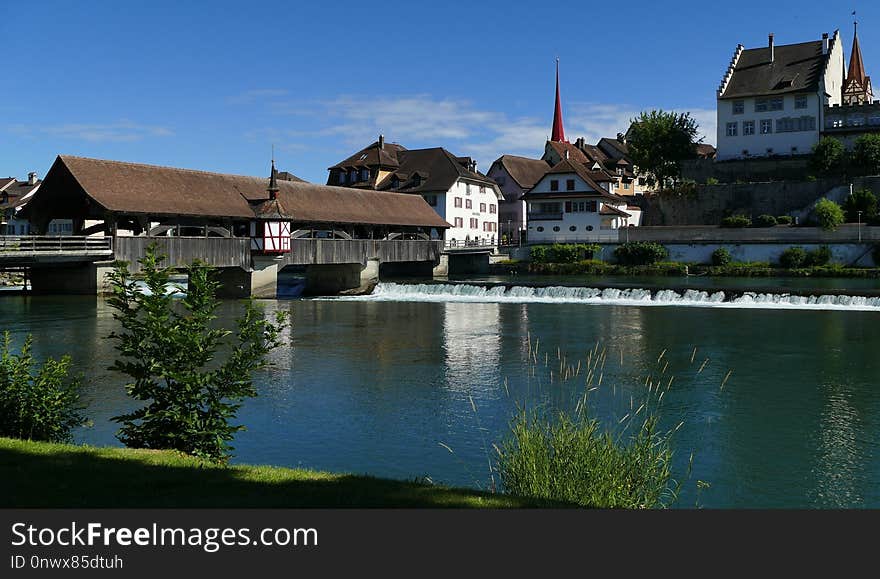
{"left": 107, "top": 245, "right": 289, "bottom": 462}
{"left": 809, "top": 137, "right": 846, "bottom": 176}
{"left": 842, "top": 188, "right": 878, "bottom": 223}
{"left": 852, "top": 134, "right": 880, "bottom": 175}
{"left": 626, "top": 110, "right": 701, "bottom": 190}
{"left": 0, "top": 332, "right": 85, "bottom": 442}
{"left": 813, "top": 198, "right": 845, "bottom": 231}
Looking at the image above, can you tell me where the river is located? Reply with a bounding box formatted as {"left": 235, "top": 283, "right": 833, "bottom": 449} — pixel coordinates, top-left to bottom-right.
{"left": 2, "top": 276, "right": 879, "bottom": 508}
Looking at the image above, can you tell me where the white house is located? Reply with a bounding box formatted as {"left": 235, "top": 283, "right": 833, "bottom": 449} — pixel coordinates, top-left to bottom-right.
{"left": 486, "top": 155, "right": 550, "bottom": 244}
{"left": 329, "top": 138, "right": 503, "bottom": 246}
{"left": 716, "top": 31, "right": 845, "bottom": 160}
{"left": 522, "top": 158, "right": 639, "bottom": 243}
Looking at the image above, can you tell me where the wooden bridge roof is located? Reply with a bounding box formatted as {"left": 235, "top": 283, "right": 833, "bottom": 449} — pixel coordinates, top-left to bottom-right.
{"left": 23, "top": 156, "right": 450, "bottom": 228}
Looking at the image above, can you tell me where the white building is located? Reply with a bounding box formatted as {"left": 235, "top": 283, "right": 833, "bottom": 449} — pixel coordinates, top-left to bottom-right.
{"left": 486, "top": 155, "right": 550, "bottom": 244}
{"left": 329, "top": 138, "right": 503, "bottom": 246}
{"left": 522, "top": 158, "right": 640, "bottom": 243}
{"left": 716, "top": 31, "right": 845, "bottom": 160}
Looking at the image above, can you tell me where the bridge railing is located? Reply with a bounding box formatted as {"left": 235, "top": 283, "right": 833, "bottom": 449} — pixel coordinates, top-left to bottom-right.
{"left": 0, "top": 236, "right": 112, "bottom": 255}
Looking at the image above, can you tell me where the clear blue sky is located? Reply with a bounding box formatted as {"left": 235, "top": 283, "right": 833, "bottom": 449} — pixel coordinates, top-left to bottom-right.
{"left": 2, "top": 1, "right": 876, "bottom": 183}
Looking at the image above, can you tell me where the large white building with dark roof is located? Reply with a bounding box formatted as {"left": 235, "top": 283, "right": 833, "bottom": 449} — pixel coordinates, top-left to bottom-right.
{"left": 716, "top": 31, "right": 845, "bottom": 160}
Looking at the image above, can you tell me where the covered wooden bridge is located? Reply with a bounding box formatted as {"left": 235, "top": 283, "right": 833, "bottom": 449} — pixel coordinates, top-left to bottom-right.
{"left": 18, "top": 155, "right": 451, "bottom": 296}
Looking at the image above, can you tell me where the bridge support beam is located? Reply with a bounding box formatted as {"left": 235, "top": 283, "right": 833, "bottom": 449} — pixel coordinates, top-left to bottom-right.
{"left": 29, "top": 263, "right": 115, "bottom": 295}
{"left": 446, "top": 252, "right": 490, "bottom": 275}
{"left": 215, "top": 257, "right": 279, "bottom": 299}
{"left": 303, "top": 263, "right": 362, "bottom": 295}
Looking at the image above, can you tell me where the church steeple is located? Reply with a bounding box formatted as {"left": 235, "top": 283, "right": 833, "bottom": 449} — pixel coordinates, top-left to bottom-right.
{"left": 551, "top": 58, "right": 566, "bottom": 143}
{"left": 267, "top": 153, "right": 279, "bottom": 201}
{"left": 843, "top": 18, "right": 874, "bottom": 105}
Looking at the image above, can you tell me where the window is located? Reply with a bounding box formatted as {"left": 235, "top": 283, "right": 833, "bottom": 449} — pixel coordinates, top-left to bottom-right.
{"left": 425, "top": 195, "right": 438, "bottom": 206}
{"left": 743, "top": 120, "right": 755, "bottom": 135}
{"left": 795, "top": 94, "right": 808, "bottom": 109}
{"left": 465, "top": 199, "right": 472, "bottom": 209}
{"left": 361, "top": 168, "right": 369, "bottom": 181}
{"left": 469, "top": 218, "right": 478, "bottom": 229}
{"left": 536, "top": 226, "right": 544, "bottom": 232}
{"left": 550, "top": 180, "right": 559, "bottom": 191}
{"left": 569, "top": 226, "right": 577, "bottom": 232}
{"left": 480, "top": 186, "right": 486, "bottom": 195}
{"left": 412, "top": 175, "right": 421, "bottom": 186}
{"left": 454, "top": 197, "right": 462, "bottom": 208}
{"left": 756, "top": 97, "right": 783, "bottom": 112}
{"left": 726, "top": 122, "right": 738, "bottom": 137}
{"left": 466, "top": 184, "right": 472, "bottom": 195}
{"left": 349, "top": 170, "right": 357, "bottom": 183}
{"left": 489, "top": 204, "right": 496, "bottom": 214}
{"left": 776, "top": 116, "right": 817, "bottom": 132}
{"left": 624, "top": 182, "right": 630, "bottom": 190}
{"left": 733, "top": 100, "right": 744, "bottom": 114}
{"left": 483, "top": 222, "right": 496, "bottom": 232}
{"left": 552, "top": 226, "right": 560, "bottom": 232}
{"left": 454, "top": 217, "right": 463, "bottom": 227}
{"left": 566, "top": 179, "right": 575, "bottom": 191}
{"left": 480, "top": 203, "right": 486, "bottom": 212}
{"left": 755, "top": 99, "right": 767, "bottom": 112}
{"left": 770, "top": 97, "right": 783, "bottom": 111}
{"left": 566, "top": 200, "right": 598, "bottom": 213}
{"left": 760, "top": 119, "right": 773, "bottom": 134}
{"left": 586, "top": 225, "right": 593, "bottom": 231}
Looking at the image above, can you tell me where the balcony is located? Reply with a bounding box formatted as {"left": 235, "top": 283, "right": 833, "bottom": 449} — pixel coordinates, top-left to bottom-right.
{"left": 527, "top": 212, "right": 563, "bottom": 221}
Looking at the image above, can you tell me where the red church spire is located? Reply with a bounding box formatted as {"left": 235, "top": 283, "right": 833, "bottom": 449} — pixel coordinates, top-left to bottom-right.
{"left": 551, "top": 58, "right": 566, "bottom": 143}
{"left": 848, "top": 20, "right": 867, "bottom": 87}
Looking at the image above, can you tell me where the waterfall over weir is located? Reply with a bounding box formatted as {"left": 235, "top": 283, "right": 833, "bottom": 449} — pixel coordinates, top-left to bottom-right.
{"left": 333, "top": 282, "right": 880, "bottom": 311}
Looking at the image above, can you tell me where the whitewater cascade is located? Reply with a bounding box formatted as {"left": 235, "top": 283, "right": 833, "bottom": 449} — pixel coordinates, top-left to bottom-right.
{"left": 333, "top": 282, "right": 880, "bottom": 311}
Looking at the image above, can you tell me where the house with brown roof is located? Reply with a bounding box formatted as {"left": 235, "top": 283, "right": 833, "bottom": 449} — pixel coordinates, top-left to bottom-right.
{"left": 716, "top": 31, "right": 845, "bottom": 160}
{"left": 521, "top": 158, "right": 639, "bottom": 244}
{"left": 329, "top": 137, "right": 503, "bottom": 246}
{"left": 0, "top": 172, "right": 64, "bottom": 235}
{"left": 20, "top": 155, "right": 450, "bottom": 244}
{"left": 485, "top": 155, "right": 551, "bottom": 244}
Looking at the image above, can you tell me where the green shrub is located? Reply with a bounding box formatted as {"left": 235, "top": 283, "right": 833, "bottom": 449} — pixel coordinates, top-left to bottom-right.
{"left": 810, "top": 136, "right": 846, "bottom": 176}
{"left": 107, "top": 245, "right": 289, "bottom": 462}
{"left": 613, "top": 241, "right": 668, "bottom": 265}
{"left": 720, "top": 215, "right": 751, "bottom": 228}
{"left": 530, "top": 245, "right": 549, "bottom": 264}
{"left": 813, "top": 198, "right": 845, "bottom": 231}
{"left": 805, "top": 246, "right": 833, "bottom": 266}
{"left": 776, "top": 215, "right": 793, "bottom": 225}
{"left": 705, "top": 177, "right": 720, "bottom": 185}
{"left": 779, "top": 246, "right": 808, "bottom": 268}
{"left": 711, "top": 248, "right": 732, "bottom": 266}
{"left": 496, "top": 411, "right": 674, "bottom": 509}
{"left": 754, "top": 214, "right": 777, "bottom": 227}
{"left": 842, "top": 188, "right": 878, "bottom": 223}
{"left": 0, "top": 332, "right": 85, "bottom": 442}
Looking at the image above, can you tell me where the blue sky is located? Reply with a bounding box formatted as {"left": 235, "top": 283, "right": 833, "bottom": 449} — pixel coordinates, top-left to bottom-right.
{"left": 2, "top": 1, "right": 877, "bottom": 183}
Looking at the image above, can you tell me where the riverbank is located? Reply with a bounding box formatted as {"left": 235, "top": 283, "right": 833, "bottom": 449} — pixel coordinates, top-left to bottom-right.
{"left": 0, "top": 437, "right": 554, "bottom": 508}
{"left": 492, "top": 260, "right": 880, "bottom": 279}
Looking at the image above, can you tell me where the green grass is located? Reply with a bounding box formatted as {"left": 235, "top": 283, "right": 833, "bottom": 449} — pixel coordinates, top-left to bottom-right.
{"left": 0, "top": 437, "right": 562, "bottom": 508}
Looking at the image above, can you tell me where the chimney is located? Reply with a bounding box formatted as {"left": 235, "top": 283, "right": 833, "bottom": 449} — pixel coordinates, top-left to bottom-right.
{"left": 617, "top": 132, "right": 626, "bottom": 143}
{"left": 27, "top": 172, "right": 37, "bottom": 185}
{"left": 769, "top": 33, "right": 775, "bottom": 62}
{"left": 378, "top": 134, "right": 384, "bottom": 150}
{"left": 822, "top": 32, "right": 829, "bottom": 55}
{"left": 575, "top": 137, "right": 585, "bottom": 149}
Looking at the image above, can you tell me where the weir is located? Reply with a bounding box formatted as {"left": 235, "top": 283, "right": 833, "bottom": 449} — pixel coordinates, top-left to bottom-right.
{"left": 335, "top": 282, "right": 880, "bottom": 311}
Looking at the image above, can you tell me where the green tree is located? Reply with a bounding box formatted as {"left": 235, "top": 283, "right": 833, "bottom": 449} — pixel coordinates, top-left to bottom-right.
{"left": 809, "top": 137, "right": 846, "bottom": 176}
{"left": 842, "top": 188, "right": 878, "bottom": 223}
{"left": 626, "top": 110, "right": 701, "bottom": 190}
{"left": 107, "top": 245, "right": 289, "bottom": 462}
{"left": 852, "top": 134, "right": 880, "bottom": 175}
{"left": 0, "top": 332, "right": 85, "bottom": 442}
{"left": 813, "top": 198, "right": 845, "bottom": 231}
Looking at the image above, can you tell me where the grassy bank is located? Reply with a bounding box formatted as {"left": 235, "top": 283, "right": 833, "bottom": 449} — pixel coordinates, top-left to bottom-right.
{"left": 0, "top": 437, "right": 558, "bottom": 508}
{"left": 504, "top": 261, "right": 880, "bottom": 278}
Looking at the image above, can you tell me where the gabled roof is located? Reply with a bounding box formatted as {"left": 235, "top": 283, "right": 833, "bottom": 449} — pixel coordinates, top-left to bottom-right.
{"left": 328, "top": 140, "right": 407, "bottom": 170}
{"left": 597, "top": 137, "right": 630, "bottom": 161}
{"left": 544, "top": 140, "right": 589, "bottom": 163}
{"left": 719, "top": 39, "right": 830, "bottom": 99}
{"left": 523, "top": 159, "right": 627, "bottom": 203}
{"left": 22, "top": 156, "right": 450, "bottom": 229}
{"left": 380, "top": 147, "right": 498, "bottom": 194}
{"left": 0, "top": 178, "right": 16, "bottom": 191}
{"left": 276, "top": 171, "right": 306, "bottom": 183}
{"left": 600, "top": 205, "right": 631, "bottom": 217}
{"left": 492, "top": 155, "right": 550, "bottom": 189}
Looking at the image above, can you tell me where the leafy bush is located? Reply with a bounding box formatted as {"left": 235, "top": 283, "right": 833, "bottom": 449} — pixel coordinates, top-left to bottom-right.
{"left": 613, "top": 241, "right": 668, "bottom": 265}
{"left": 779, "top": 247, "right": 808, "bottom": 268}
{"left": 529, "top": 245, "right": 549, "bottom": 264}
{"left": 107, "top": 245, "right": 289, "bottom": 462}
{"left": 720, "top": 215, "right": 751, "bottom": 228}
{"left": 711, "top": 248, "right": 732, "bottom": 266}
{"left": 813, "top": 198, "right": 845, "bottom": 231}
{"left": 776, "top": 215, "right": 793, "bottom": 225}
{"left": 0, "top": 332, "right": 85, "bottom": 442}
{"left": 810, "top": 136, "right": 846, "bottom": 176}
{"left": 852, "top": 134, "right": 880, "bottom": 175}
{"left": 705, "top": 177, "right": 719, "bottom": 185}
{"left": 496, "top": 411, "right": 674, "bottom": 508}
{"left": 754, "top": 214, "right": 777, "bottom": 227}
{"left": 530, "top": 244, "right": 601, "bottom": 264}
{"left": 805, "top": 246, "right": 833, "bottom": 267}
{"left": 842, "top": 188, "right": 878, "bottom": 223}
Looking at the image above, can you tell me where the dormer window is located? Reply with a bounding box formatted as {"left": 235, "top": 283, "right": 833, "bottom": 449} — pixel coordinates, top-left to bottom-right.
{"left": 361, "top": 168, "right": 369, "bottom": 182}
{"left": 412, "top": 174, "right": 421, "bottom": 187}
{"left": 339, "top": 171, "right": 347, "bottom": 184}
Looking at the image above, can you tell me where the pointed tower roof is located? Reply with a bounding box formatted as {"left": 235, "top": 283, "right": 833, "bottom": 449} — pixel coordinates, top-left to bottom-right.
{"left": 848, "top": 21, "right": 868, "bottom": 86}
{"left": 551, "top": 58, "right": 566, "bottom": 143}
{"left": 267, "top": 157, "right": 279, "bottom": 200}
